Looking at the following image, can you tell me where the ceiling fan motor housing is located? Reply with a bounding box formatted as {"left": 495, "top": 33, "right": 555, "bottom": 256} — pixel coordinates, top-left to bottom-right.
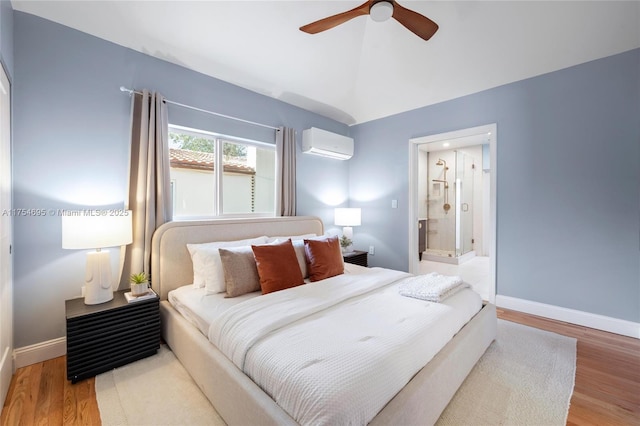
{"left": 370, "top": 1, "right": 394, "bottom": 22}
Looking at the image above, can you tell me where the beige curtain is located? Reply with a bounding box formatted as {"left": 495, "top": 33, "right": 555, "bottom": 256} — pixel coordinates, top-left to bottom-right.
{"left": 119, "top": 90, "right": 172, "bottom": 288}
{"left": 276, "top": 127, "right": 296, "bottom": 216}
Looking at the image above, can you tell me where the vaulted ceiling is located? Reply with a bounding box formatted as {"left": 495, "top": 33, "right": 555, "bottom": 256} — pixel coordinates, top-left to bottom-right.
{"left": 12, "top": 1, "right": 640, "bottom": 125}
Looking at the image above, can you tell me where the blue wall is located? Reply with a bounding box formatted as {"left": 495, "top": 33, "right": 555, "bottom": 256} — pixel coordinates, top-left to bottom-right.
{"left": 12, "top": 12, "right": 349, "bottom": 347}
{"left": 350, "top": 48, "right": 640, "bottom": 323}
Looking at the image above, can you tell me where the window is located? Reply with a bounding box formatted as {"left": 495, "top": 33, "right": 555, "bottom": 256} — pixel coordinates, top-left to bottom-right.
{"left": 168, "top": 125, "right": 276, "bottom": 218}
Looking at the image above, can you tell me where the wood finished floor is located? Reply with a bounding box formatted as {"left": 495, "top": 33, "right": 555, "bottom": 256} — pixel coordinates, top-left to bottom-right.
{"left": 2, "top": 308, "right": 639, "bottom": 425}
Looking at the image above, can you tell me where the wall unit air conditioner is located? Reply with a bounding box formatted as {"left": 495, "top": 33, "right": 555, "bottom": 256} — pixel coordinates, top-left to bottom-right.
{"left": 302, "top": 127, "right": 354, "bottom": 160}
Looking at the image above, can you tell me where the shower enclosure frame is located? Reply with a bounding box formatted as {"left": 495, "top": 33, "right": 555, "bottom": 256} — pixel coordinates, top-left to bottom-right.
{"left": 425, "top": 150, "right": 476, "bottom": 262}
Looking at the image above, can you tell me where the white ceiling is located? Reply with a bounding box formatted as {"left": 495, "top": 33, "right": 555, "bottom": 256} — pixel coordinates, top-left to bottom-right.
{"left": 11, "top": 1, "right": 640, "bottom": 125}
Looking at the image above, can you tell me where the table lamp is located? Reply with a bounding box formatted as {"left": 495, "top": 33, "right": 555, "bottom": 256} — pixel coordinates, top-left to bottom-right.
{"left": 334, "top": 208, "right": 361, "bottom": 251}
{"left": 62, "top": 212, "right": 133, "bottom": 305}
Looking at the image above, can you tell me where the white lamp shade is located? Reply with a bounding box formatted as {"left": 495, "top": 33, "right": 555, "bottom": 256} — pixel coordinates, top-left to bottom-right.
{"left": 334, "top": 208, "right": 361, "bottom": 227}
{"left": 62, "top": 211, "right": 133, "bottom": 249}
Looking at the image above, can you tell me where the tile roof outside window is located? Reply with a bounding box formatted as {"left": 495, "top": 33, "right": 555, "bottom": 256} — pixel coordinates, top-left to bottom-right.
{"left": 169, "top": 148, "right": 255, "bottom": 175}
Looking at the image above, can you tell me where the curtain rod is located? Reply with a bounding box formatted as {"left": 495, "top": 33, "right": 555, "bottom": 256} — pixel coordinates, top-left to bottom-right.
{"left": 119, "top": 86, "right": 279, "bottom": 131}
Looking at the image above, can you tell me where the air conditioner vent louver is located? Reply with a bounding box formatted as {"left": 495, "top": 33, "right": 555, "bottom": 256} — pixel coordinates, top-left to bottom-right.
{"left": 302, "top": 127, "right": 354, "bottom": 160}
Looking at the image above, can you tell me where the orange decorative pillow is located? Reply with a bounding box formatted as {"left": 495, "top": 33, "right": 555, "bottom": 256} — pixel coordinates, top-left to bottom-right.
{"left": 251, "top": 239, "right": 305, "bottom": 294}
{"left": 304, "top": 236, "right": 344, "bottom": 282}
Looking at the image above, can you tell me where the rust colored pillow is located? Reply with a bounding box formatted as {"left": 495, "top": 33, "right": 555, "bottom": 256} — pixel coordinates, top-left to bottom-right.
{"left": 251, "top": 239, "right": 305, "bottom": 294}
{"left": 304, "top": 236, "right": 344, "bottom": 282}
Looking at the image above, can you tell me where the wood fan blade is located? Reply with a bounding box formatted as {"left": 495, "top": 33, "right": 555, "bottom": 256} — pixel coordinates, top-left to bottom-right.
{"left": 300, "top": 1, "right": 371, "bottom": 34}
{"left": 392, "top": 1, "right": 439, "bottom": 41}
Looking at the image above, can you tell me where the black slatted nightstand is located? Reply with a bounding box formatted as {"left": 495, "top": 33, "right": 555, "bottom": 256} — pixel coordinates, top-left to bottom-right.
{"left": 65, "top": 289, "right": 160, "bottom": 383}
{"left": 343, "top": 250, "right": 368, "bottom": 267}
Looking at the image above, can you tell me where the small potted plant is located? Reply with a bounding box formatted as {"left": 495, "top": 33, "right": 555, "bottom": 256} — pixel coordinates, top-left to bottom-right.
{"left": 339, "top": 235, "right": 353, "bottom": 253}
{"left": 130, "top": 272, "right": 149, "bottom": 297}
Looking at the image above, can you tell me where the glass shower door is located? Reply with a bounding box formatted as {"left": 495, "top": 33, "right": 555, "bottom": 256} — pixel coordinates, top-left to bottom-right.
{"left": 455, "top": 152, "right": 474, "bottom": 256}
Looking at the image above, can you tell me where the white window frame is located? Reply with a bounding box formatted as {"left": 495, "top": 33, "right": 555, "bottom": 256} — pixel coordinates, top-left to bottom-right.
{"left": 169, "top": 124, "right": 276, "bottom": 219}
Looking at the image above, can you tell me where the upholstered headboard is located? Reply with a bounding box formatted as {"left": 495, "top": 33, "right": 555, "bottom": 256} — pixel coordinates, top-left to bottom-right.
{"left": 150, "top": 216, "right": 324, "bottom": 300}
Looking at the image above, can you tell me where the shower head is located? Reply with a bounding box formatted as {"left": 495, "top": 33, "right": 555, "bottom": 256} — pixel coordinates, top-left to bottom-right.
{"left": 436, "top": 159, "right": 446, "bottom": 166}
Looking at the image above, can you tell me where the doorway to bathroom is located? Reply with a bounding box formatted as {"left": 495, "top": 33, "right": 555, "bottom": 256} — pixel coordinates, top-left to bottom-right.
{"left": 408, "top": 124, "right": 496, "bottom": 302}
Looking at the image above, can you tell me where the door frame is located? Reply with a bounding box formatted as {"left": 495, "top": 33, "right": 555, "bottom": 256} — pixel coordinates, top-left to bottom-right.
{"left": 408, "top": 123, "right": 497, "bottom": 302}
{"left": 0, "top": 62, "right": 12, "bottom": 405}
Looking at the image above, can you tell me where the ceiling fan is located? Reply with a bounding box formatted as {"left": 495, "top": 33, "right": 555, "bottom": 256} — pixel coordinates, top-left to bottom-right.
{"left": 300, "top": 0, "right": 439, "bottom": 41}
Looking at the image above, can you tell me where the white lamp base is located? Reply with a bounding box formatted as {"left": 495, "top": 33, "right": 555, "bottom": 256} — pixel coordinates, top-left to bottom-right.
{"left": 84, "top": 250, "right": 114, "bottom": 305}
{"left": 342, "top": 226, "right": 354, "bottom": 252}
{"left": 343, "top": 226, "right": 353, "bottom": 240}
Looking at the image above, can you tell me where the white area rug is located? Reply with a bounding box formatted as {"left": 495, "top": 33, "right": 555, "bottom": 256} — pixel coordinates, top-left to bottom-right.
{"left": 95, "top": 346, "right": 224, "bottom": 425}
{"left": 96, "top": 320, "right": 576, "bottom": 426}
{"left": 437, "top": 319, "right": 576, "bottom": 425}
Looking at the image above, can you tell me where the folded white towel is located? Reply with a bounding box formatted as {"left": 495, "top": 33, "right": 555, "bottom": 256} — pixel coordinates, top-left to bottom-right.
{"left": 398, "top": 272, "right": 469, "bottom": 302}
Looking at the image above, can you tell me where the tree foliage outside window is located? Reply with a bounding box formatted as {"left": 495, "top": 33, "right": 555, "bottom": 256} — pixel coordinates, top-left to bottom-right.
{"left": 169, "top": 132, "right": 246, "bottom": 159}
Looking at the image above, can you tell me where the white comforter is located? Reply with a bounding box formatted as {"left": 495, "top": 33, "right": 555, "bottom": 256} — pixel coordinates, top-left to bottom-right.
{"left": 208, "top": 267, "right": 482, "bottom": 425}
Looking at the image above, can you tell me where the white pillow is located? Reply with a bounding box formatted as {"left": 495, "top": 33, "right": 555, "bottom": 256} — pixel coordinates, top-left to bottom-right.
{"left": 266, "top": 233, "right": 317, "bottom": 243}
{"left": 187, "top": 236, "right": 268, "bottom": 293}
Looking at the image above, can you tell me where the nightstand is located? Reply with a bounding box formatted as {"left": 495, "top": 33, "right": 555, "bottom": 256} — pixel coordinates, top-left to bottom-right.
{"left": 65, "top": 289, "right": 160, "bottom": 383}
{"left": 343, "top": 250, "right": 368, "bottom": 267}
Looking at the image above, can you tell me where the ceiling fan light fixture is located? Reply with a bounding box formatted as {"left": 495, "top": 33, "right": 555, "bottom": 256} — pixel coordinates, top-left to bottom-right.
{"left": 370, "top": 1, "right": 394, "bottom": 22}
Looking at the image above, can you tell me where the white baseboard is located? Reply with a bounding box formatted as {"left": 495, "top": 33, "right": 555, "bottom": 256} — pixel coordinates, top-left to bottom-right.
{"left": 14, "top": 337, "right": 66, "bottom": 369}
{"left": 496, "top": 295, "right": 640, "bottom": 339}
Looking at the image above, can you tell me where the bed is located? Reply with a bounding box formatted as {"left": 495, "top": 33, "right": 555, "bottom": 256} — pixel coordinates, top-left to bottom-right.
{"left": 151, "top": 216, "right": 497, "bottom": 425}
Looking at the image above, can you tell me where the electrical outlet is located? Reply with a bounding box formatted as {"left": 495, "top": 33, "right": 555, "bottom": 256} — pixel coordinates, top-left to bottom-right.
{"left": 369, "top": 245, "right": 375, "bottom": 255}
